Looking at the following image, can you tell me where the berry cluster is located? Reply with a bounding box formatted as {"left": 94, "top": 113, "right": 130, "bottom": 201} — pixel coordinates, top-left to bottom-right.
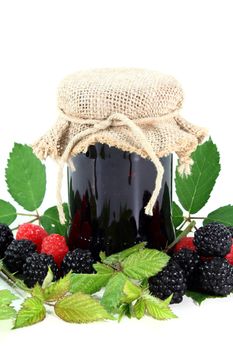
{"left": 149, "top": 222, "right": 233, "bottom": 303}
{"left": 0, "top": 223, "right": 95, "bottom": 288}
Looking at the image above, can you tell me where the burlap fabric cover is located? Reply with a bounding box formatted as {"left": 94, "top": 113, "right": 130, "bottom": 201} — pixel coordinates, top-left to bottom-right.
{"left": 32, "top": 68, "right": 208, "bottom": 223}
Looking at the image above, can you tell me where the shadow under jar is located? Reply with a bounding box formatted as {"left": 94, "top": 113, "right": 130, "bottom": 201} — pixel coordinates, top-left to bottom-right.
{"left": 67, "top": 143, "right": 175, "bottom": 259}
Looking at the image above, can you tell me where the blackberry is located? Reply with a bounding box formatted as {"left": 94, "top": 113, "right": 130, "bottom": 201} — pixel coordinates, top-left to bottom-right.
{"left": 148, "top": 260, "right": 187, "bottom": 304}
{"left": 172, "top": 248, "right": 200, "bottom": 287}
{"left": 0, "top": 224, "right": 14, "bottom": 259}
{"left": 226, "top": 226, "right": 233, "bottom": 238}
{"left": 198, "top": 257, "right": 233, "bottom": 296}
{"left": 4, "top": 239, "right": 36, "bottom": 273}
{"left": 61, "top": 248, "right": 95, "bottom": 276}
{"left": 23, "top": 252, "right": 59, "bottom": 288}
{"left": 194, "top": 223, "right": 232, "bottom": 257}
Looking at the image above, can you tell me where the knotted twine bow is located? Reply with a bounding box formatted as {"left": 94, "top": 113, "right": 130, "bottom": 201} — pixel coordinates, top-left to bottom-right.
{"left": 56, "top": 110, "right": 193, "bottom": 224}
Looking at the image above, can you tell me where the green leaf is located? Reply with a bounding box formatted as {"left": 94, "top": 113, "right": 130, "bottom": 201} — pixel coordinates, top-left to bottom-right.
{"left": 122, "top": 280, "right": 142, "bottom": 303}
{"left": 93, "top": 262, "right": 114, "bottom": 274}
{"left": 101, "top": 272, "right": 128, "bottom": 312}
{"left": 42, "top": 267, "right": 54, "bottom": 289}
{"left": 172, "top": 201, "right": 184, "bottom": 228}
{"left": 0, "top": 305, "right": 16, "bottom": 320}
{"left": 44, "top": 272, "right": 71, "bottom": 301}
{"left": 5, "top": 143, "right": 46, "bottom": 211}
{"left": 204, "top": 205, "right": 233, "bottom": 226}
{"left": 133, "top": 298, "right": 146, "bottom": 320}
{"left": 0, "top": 289, "right": 18, "bottom": 305}
{"left": 118, "top": 303, "right": 132, "bottom": 321}
{"left": 102, "top": 242, "right": 146, "bottom": 265}
{"left": 186, "top": 290, "right": 221, "bottom": 305}
{"left": 175, "top": 139, "right": 220, "bottom": 214}
{"left": 31, "top": 284, "right": 44, "bottom": 301}
{"left": 122, "top": 249, "right": 170, "bottom": 280}
{"left": 54, "top": 292, "right": 113, "bottom": 323}
{"left": 14, "top": 297, "right": 46, "bottom": 329}
{"left": 40, "top": 204, "right": 69, "bottom": 236}
{"left": 70, "top": 272, "right": 113, "bottom": 294}
{"left": 144, "top": 295, "right": 177, "bottom": 320}
{"left": 0, "top": 200, "right": 17, "bottom": 225}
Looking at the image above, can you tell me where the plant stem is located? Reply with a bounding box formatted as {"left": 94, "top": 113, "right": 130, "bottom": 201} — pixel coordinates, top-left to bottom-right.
{"left": 17, "top": 212, "right": 38, "bottom": 217}
{"left": 11, "top": 217, "right": 39, "bottom": 231}
{"left": 166, "top": 220, "right": 196, "bottom": 251}
{"left": 0, "top": 265, "right": 31, "bottom": 293}
{"left": 190, "top": 216, "right": 207, "bottom": 220}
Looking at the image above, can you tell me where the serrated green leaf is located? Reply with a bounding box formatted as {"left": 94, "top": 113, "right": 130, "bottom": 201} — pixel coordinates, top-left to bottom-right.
{"left": 172, "top": 202, "right": 184, "bottom": 228}
{"left": 42, "top": 267, "right": 54, "bottom": 289}
{"left": 122, "top": 280, "right": 142, "bottom": 303}
{"left": 101, "top": 272, "right": 128, "bottom": 312}
{"left": 133, "top": 298, "right": 145, "bottom": 320}
{"left": 55, "top": 292, "right": 113, "bottom": 323}
{"left": 144, "top": 295, "right": 177, "bottom": 320}
{"left": 175, "top": 139, "right": 220, "bottom": 214}
{"left": 0, "top": 200, "right": 17, "bottom": 225}
{"left": 93, "top": 262, "right": 114, "bottom": 274}
{"left": 43, "top": 272, "right": 71, "bottom": 301}
{"left": 5, "top": 143, "right": 46, "bottom": 211}
{"left": 0, "top": 305, "right": 16, "bottom": 320}
{"left": 40, "top": 204, "right": 69, "bottom": 236}
{"left": 118, "top": 303, "right": 132, "bottom": 321}
{"left": 185, "top": 290, "right": 221, "bottom": 305}
{"left": 204, "top": 205, "right": 233, "bottom": 226}
{"left": 70, "top": 272, "right": 112, "bottom": 294}
{"left": 31, "top": 284, "right": 44, "bottom": 301}
{"left": 0, "top": 289, "right": 18, "bottom": 305}
{"left": 103, "top": 242, "right": 146, "bottom": 265}
{"left": 14, "top": 297, "right": 46, "bottom": 329}
{"left": 122, "top": 249, "right": 170, "bottom": 279}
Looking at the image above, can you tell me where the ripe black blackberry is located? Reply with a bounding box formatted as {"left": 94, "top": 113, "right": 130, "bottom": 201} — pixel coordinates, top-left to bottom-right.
{"left": 148, "top": 260, "right": 187, "bottom": 304}
{"left": 23, "top": 252, "right": 59, "bottom": 288}
{"left": 172, "top": 248, "right": 200, "bottom": 287}
{"left": 194, "top": 223, "right": 232, "bottom": 257}
{"left": 61, "top": 248, "right": 95, "bottom": 276}
{"left": 4, "top": 239, "right": 36, "bottom": 273}
{"left": 0, "top": 224, "right": 14, "bottom": 259}
{"left": 226, "top": 226, "right": 233, "bottom": 238}
{"left": 198, "top": 257, "right": 233, "bottom": 296}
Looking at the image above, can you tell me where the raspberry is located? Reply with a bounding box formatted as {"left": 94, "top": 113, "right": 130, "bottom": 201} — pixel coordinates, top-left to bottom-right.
{"left": 0, "top": 224, "right": 14, "bottom": 259}
{"left": 148, "top": 260, "right": 187, "bottom": 304}
{"left": 4, "top": 239, "right": 36, "bottom": 273}
{"left": 41, "top": 234, "right": 69, "bottom": 267}
{"left": 225, "top": 240, "right": 233, "bottom": 265}
{"left": 61, "top": 248, "right": 95, "bottom": 276}
{"left": 173, "top": 237, "right": 196, "bottom": 252}
{"left": 197, "top": 257, "right": 233, "bottom": 296}
{"left": 16, "top": 223, "right": 48, "bottom": 252}
{"left": 172, "top": 248, "right": 200, "bottom": 287}
{"left": 22, "top": 252, "right": 59, "bottom": 288}
{"left": 194, "top": 223, "right": 232, "bottom": 257}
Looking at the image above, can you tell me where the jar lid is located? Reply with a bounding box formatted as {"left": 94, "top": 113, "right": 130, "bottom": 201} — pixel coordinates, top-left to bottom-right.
{"left": 32, "top": 68, "right": 208, "bottom": 223}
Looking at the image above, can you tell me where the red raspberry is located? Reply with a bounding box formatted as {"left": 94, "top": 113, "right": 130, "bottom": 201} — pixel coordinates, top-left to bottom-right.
{"left": 225, "top": 240, "right": 233, "bottom": 265}
{"left": 16, "top": 223, "right": 48, "bottom": 252}
{"left": 173, "top": 237, "right": 196, "bottom": 252}
{"left": 41, "top": 234, "right": 69, "bottom": 267}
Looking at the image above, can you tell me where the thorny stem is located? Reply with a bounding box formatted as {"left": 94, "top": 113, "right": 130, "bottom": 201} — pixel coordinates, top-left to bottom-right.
{"left": 17, "top": 212, "right": 38, "bottom": 217}
{"left": 11, "top": 217, "right": 39, "bottom": 231}
{"left": 166, "top": 220, "right": 196, "bottom": 252}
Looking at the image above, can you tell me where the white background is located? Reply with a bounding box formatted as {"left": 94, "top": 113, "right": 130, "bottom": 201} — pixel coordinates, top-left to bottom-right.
{"left": 0, "top": 0, "right": 233, "bottom": 349}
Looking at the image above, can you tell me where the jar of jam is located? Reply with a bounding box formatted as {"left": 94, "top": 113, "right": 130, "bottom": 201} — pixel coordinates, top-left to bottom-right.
{"left": 67, "top": 143, "right": 175, "bottom": 258}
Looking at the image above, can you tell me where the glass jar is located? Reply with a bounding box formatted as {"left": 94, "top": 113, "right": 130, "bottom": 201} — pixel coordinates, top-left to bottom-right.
{"left": 67, "top": 143, "right": 175, "bottom": 258}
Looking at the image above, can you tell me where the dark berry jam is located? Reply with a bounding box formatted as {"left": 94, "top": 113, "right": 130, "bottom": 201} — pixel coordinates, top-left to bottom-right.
{"left": 67, "top": 143, "right": 175, "bottom": 258}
